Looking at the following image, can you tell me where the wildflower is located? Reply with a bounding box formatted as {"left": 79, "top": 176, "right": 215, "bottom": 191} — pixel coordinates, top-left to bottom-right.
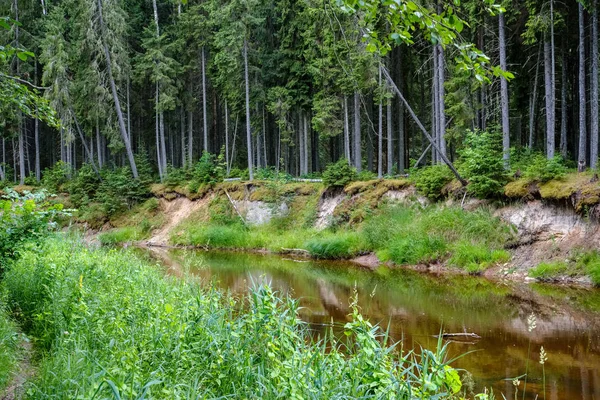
{"left": 527, "top": 313, "right": 537, "bottom": 332}
{"left": 539, "top": 346, "right": 548, "bottom": 365}
{"left": 512, "top": 378, "right": 520, "bottom": 387}
{"left": 370, "top": 284, "right": 377, "bottom": 299}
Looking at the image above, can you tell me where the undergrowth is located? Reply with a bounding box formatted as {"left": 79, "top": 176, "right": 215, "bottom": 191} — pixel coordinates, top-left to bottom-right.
{"left": 2, "top": 236, "right": 483, "bottom": 398}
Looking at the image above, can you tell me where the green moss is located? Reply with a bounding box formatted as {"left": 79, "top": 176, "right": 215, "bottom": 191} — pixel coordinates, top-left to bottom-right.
{"left": 504, "top": 179, "right": 535, "bottom": 198}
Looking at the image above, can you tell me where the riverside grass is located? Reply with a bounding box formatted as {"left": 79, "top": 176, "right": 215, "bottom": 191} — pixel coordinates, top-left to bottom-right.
{"left": 170, "top": 201, "right": 513, "bottom": 271}
{"left": 3, "top": 235, "right": 485, "bottom": 399}
{"left": 0, "top": 300, "right": 19, "bottom": 390}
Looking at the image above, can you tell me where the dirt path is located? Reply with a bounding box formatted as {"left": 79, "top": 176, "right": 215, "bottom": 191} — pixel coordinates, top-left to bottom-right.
{"left": 1, "top": 337, "right": 34, "bottom": 400}
{"left": 147, "top": 196, "right": 210, "bottom": 246}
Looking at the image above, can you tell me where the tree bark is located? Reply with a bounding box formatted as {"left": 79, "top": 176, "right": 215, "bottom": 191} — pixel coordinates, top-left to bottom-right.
{"left": 529, "top": 43, "right": 542, "bottom": 149}
{"left": 343, "top": 96, "right": 350, "bottom": 163}
{"left": 353, "top": 91, "right": 361, "bottom": 172}
{"left": 591, "top": 0, "right": 599, "bottom": 169}
{"left": 499, "top": 11, "right": 510, "bottom": 166}
{"left": 387, "top": 99, "right": 392, "bottom": 175}
{"left": 201, "top": 46, "right": 208, "bottom": 153}
{"left": 96, "top": 0, "right": 138, "bottom": 178}
{"left": 436, "top": 41, "right": 446, "bottom": 160}
{"left": 225, "top": 101, "right": 229, "bottom": 173}
{"left": 561, "top": 47, "right": 568, "bottom": 158}
{"left": 544, "top": 39, "right": 555, "bottom": 159}
{"left": 244, "top": 39, "right": 253, "bottom": 180}
{"left": 187, "top": 110, "right": 193, "bottom": 165}
{"left": 377, "top": 67, "right": 383, "bottom": 178}
{"left": 578, "top": 2, "right": 587, "bottom": 169}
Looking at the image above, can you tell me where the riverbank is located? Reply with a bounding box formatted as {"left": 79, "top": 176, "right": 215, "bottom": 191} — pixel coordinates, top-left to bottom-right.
{"left": 79, "top": 177, "right": 600, "bottom": 286}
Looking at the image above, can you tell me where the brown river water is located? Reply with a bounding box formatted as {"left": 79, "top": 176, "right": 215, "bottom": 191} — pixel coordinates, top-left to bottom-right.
{"left": 146, "top": 248, "right": 600, "bottom": 399}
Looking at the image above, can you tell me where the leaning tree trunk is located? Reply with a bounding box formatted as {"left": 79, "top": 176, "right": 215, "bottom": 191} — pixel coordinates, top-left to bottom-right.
{"left": 96, "top": 0, "right": 138, "bottom": 178}
{"left": 387, "top": 99, "right": 392, "bottom": 175}
{"left": 243, "top": 39, "right": 253, "bottom": 181}
{"left": 499, "top": 11, "right": 510, "bottom": 166}
{"left": 591, "top": 0, "right": 599, "bottom": 169}
{"left": 353, "top": 91, "right": 361, "bottom": 172}
{"left": 578, "top": 1, "right": 587, "bottom": 170}
{"left": 544, "top": 39, "right": 555, "bottom": 159}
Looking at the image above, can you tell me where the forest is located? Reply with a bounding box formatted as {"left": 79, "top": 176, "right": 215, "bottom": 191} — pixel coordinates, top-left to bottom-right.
{"left": 0, "top": 0, "right": 598, "bottom": 184}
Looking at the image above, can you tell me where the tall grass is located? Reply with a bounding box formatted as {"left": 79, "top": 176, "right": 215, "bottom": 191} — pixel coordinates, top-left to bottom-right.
{"left": 2, "top": 235, "right": 485, "bottom": 398}
{"left": 0, "top": 299, "right": 18, "bottom": 390}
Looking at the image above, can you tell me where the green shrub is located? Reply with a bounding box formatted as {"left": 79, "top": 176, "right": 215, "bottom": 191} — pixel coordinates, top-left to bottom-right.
{"left": 164, "top": 165, "right": 190, "bottom": 188}
{"left": 322, "top": 159, "right": 357, "bottom": 188}
{"left": 68, "top": 163, "right": 101, "bottom": 206}
{"left": 529, "top": 261, "right": 569, "bottom": 280}
{"left": 459, "top": 130, "right": 508, "bottom": 198}
{"left": 41, "top": 161, "right": 71, "bottom": 192}
{"left": 255, "top": 167, "right": 293, "bottom": 181}
{"left": 412, "top": 165, "right": 454, "bottom": 200}
{"left": 523, "top": 154, "right": 568, "bottom": 182}
{"left": 192, "top": 151, "right": 225, "bottom": 185}
{"left": 305, "top": 232, "right": 361, "bottom": 259}
{"left": 96, "top": 167, "right": 150, "bottom": 215}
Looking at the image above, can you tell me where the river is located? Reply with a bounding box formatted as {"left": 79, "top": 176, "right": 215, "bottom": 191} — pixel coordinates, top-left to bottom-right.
{"left": 146, "top": 247, "right": 600, "bottom": 399}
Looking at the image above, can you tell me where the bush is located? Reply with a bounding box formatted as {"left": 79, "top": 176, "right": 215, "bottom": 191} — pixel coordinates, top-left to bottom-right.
{"left": 192, "top": 151, "right": 225, "bottom": 185}
{"left": 523, "top": 154, "right": 568, "bottom": 182}
{"left": 0, "top": 189, "right": 67, "bottom": 267}
{"left": 96, "top": 168, "right": 150, "bottom": 215}
{"left": 164, "top": 165, "right": 190, "bottom": 188}
{"left": 68, "top": 163, "right": 101, "bottom": 206}
{"left": 41, "top": 161, "right": 71, "bottom": 192}
{"left": 322, "top": 159, "right": 357, "bottom": 188}
{"left": 412, "top": 165, "right": 454, "bottom": 200}
{"left": 459, "top": 130, "right": 508, "bottom": 198}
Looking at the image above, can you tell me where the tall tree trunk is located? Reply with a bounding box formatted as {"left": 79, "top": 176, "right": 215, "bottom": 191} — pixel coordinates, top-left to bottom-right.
{"left": 529, "top": 43, "right": 542, "bottom": 149}
{"left": 0, "top": 139, "right": 5, "bottom": 182}
{"left": 578, "top": 2, "right": 587, "bottom": 170}
{"left": 397, "top": 49, "right": 405, "bottom": 174}
{"left": 436, "top": 41, "right": 446, "bottom": 160}
{"left": 432, "top": 45, "right": 438, "bottom": 164}
{"left": 225, "top": 101, "right": 229, "bottom": 174}
{"left": 127, "top": 76, "right": 132, "bottom": 149}
{"left": 155, "top": 84, "right": 163, "bottom": 180}
{"left": 343, "top": 96, "right": 350, "bottom": 163}
{"left": 298, "top": 112, "right": 304, "bottom": 175}
{"left": 96, "top": 118, "right": 103, "bottom": 168}
{"left": 353, "top": 91, "right": 361, "bottom": 172}
{"left": 180, "top": 107, "right": 186, "bottom": 167}
{"left": 96, "top": 0, "right": 138, "bottom": 178}
{"left": 201, "top": 47, "right": 208, "bottom": 153}
{"left": 18, "top": 123, "right": 25, "bottom": 185}
{"left": 591, "top": 0, "right": 599, "bottom": 169}
{"left": 243, "top": 39, "right": 253, "bottom": 181}
{"left": 187, "top": 110, "right": 193, "bottom": 165}
{"left": 378, "top": 67, "right": 383, "bottom": 178}
{"left": 499, "top": 11, "right": 510, "bottom": 166}
{"left": 561, "top": 47, "right": 568, "bottom": 158}
{"left": 387, "top": 99, "right": 392, "bottom": 175}
{"left": 160, "top": 110, "right": 167, "bottom": 174}
{"left": 34, "top": 62, "right": 40, "bottom": 182}
{"left": 303, "top": 113, "right": 309, "bottom": 174}
{"left": 544, "top": 39, "right": 555, "bottom": 159}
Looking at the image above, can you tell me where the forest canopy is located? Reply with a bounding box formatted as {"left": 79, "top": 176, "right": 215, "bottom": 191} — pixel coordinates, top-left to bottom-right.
{"left": 0, "top": 0, "right": 598, "bottom": 186}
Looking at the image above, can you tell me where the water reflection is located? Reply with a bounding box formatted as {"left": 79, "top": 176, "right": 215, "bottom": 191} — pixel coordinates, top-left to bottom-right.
{"left": 146, "top": 247, "right": 600, "bottom": 399}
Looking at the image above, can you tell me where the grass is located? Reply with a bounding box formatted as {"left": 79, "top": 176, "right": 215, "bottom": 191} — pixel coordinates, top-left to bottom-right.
{"left": 98, "top": 226, "right": 142, "bottom": 245}
{"left": 305, "top": 231, "right": 363, "bottom": 259}
{"left": 0, "top": 299, "right": 18, "bottom": 391}
{"left": 528, "top": 250, "right": 600, "bottom": 285}
{"left": 529, "top": 261, "right": 570, "bottom": 280}
{"left": 2, "top": 235, "right": 481, "bottom": 398}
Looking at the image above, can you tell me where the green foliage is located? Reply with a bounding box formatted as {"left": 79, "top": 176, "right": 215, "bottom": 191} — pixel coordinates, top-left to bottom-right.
{"left": 192, "top": 151, "right": 225, "bottom": 186}
{"left": 96, "top": 168, "right": 150, "bottom": 215}
{"left": 0, "top": 189, "right": 68, "bottom": 268}
{"left": 164, "top": 165, "right": 190, "bottom": 188}
{"left": 448, "top": 241, "right": 510, "bottom": 274}
{"left": 529, "top": 261, "right": 569, "bottom": 280}
{"left": 98, "top": 227, "right": 141, "bottom": 246}
{"left": 305, "top": 232, "right": 361, "bottom": 259}
{"left": 459, "top": 130, "right": 508, "bottom": 198}
{"left": 0, "top": 299, "right": 18, "bottom": 391}
{"left": 412, "top": 165, "right": 454, "bottom": 200}
{"left": 41, "top": 161, "right": 71, "bottom": 193}
{"left": 574, "top": 250, "right": 600, "bottom": 286}
{"left": 2, "top": 236, "right": 478, "bottom": 398}
{"left": 68, "top": 164, "right": 101, "bottom": 205}
{"left": 522, "top": 155, "right": 568, "bottom": 183}
{"left": 322, "top": 159, "right": 357, "bottom": 188}
{"left": 388, "top": 236, "right": 448, "bottom": 265}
